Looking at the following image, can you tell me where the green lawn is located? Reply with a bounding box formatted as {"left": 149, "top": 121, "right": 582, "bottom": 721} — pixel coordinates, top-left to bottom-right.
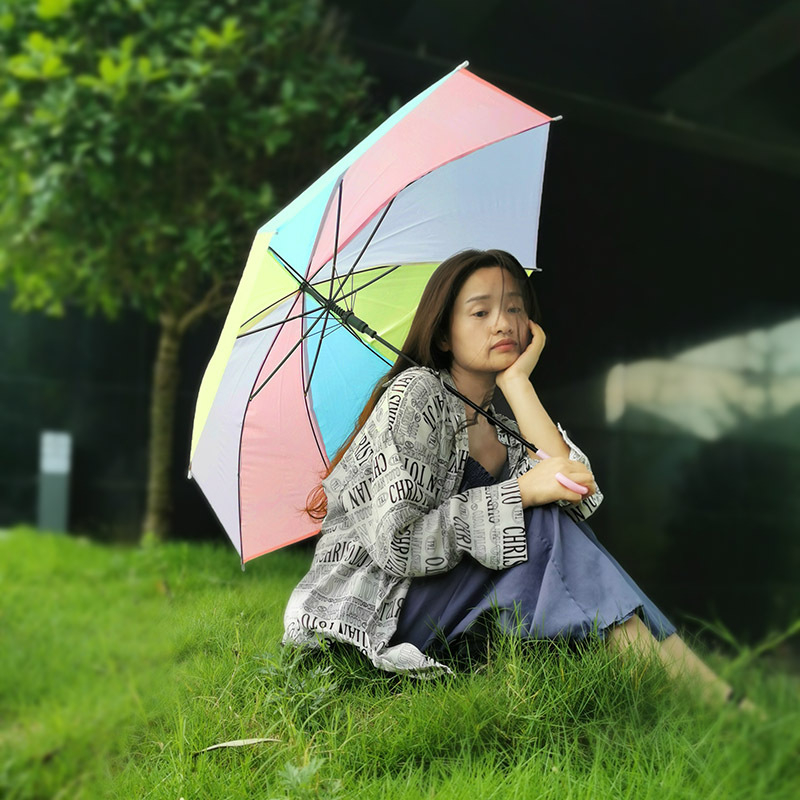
{"left": 1, "top": 527, "right": 798, "bottom": 799}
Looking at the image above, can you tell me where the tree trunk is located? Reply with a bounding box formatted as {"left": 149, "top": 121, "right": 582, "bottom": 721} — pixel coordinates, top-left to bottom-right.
{"left": 142, "top": 313, "right": 182, "bottom": 542}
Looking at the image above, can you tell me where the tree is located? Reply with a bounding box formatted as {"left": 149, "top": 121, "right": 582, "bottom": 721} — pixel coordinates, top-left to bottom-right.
{"left": 0, "top": 0, "right": 376, "bottom": 539}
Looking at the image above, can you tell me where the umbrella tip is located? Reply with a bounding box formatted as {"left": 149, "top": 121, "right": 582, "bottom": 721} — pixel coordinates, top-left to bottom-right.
{"left": 458, "top": 60, "right": 469, "bottom": 70}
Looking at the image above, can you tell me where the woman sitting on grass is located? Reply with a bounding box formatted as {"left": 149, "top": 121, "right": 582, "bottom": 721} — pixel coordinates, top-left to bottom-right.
{"left": 284, "top": 248, "right": 744, "bottom": 708}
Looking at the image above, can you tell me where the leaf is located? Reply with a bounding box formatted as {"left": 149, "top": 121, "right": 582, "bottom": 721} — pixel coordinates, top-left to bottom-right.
{"left": 76, "top": 74, "right": 103, "bottom": 90}
{"left": 36, "top": 0, "right": 73, "bottom": 20}
{"left": 27, "top": 31, "right": 54, "bottom": 55}
{"left": 98, "top": 56, "right": 115, "bottom": 83}
{"left": 96, "top": 147, "right": 113, "bottom": 165}
{"left": 33, "top": 107, "right": 56, "bottom": 125}
{"left": 1, "top": 89, "right": 20, "bottom": 109}
{"left": 196, "top": 25, "right": 221, "bottom": 49}
{"left": 162, "top": 82, "right": 197, "bottom": 104}
{"left": 120, "top": 35, "right": 136, "bottom": 57}
{"left": 220, "top": 17, "right": 243, "bottom": 45}
{"left": 257, "top": 182, "right": 274, "bottom": 210}
{"left": 281, "top": 78, "right": 295, "bottom": 101}
{"left": 192, "top": 737, "right": 280, "bottom": 756}
{"left": 7, "top": 55, "right": 39, "bottom": 80}
{"left": 41, "top": 54, "right": 69, "bottom": 79}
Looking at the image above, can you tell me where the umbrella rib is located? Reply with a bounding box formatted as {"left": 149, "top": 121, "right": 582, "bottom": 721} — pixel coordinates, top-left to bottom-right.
{"left": 328, "top": 182, "right": 349, "bottom": 311}
{"left": 306, "top": 185, "right": 344, "bottom": 395}
{"left": 332, "top": 263, "right": 402, "bottom": 305}
{"left": 262, "top": 244, "right": 348, "bottom": 344}
{"left": 236, "top": 259, "right": 413, "bottom": 341}
{"left": 238, "top": 288, "right": 298, "bottom": 330}
{"left": 272, "top": 245, "right": 345, "bottom": 307}
{"left": 333, "top": 317, "right": 394, "bottom": 367}
{"left": 303, "top": 321, "right": 346, "bottom": 346}
{"left": 240, "top": 303, "right": 349, "bottom": 349}
{"left": 249, "top": 309, "right": 328, "bottom": 401}
{"left": 302, "top": 313, "right": 393, "bottom": 394}
{"left": 269, "top": 246, "right": 399, "bottom": 337}
{"left": 299, "top": 331, "right": 330, "bottom": 467}
{"left": 304, "top": 306, "right": 333, "bottom": 396}
{"left": 328, "top": 196, "right": 397, "bottom": 311}
{"left": 239, "top": 246, "right": 350, "bottom": 338}
{"left": 304, "top": 303, "right": 372, "bottom": 395}
{"left": 270, "top": 247, "right": 308, "bottom": 286}
{"left": 302, "top": 181, "right": 350, "bottom": 394}
{"left": 237, "top": 306, "right": 324, "bottom": 340}
{"left": 321, "top": 261, "right": 409, "bottom": 279}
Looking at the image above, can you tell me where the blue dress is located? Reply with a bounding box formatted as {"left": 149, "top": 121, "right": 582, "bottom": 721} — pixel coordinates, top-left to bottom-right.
{"left": 390, "top": 456, "right": 675, "bottom": 655}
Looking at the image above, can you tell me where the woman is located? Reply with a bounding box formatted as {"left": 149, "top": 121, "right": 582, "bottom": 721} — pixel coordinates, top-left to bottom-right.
{"left": 283, "top": 249, "right": 739, "bottom": 706}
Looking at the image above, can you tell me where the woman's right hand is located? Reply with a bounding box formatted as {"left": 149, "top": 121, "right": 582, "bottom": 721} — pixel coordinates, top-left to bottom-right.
{"left": 517, "top": 457, "right": 595, "bottom": 507}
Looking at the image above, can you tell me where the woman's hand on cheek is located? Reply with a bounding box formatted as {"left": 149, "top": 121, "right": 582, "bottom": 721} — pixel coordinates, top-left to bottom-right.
{"left": 517, "top": 456, "right": 595, "bottom": 507}
{"left": 496, "top": 321, "right": 545, "bottom": 390}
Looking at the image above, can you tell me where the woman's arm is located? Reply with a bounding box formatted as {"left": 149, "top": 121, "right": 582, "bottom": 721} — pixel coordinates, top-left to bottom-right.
{"left": 497, "top": 373, "right": 570, "bottom": 460}
{"left": 496, "top": 321, "right": 598, "bottom": 508}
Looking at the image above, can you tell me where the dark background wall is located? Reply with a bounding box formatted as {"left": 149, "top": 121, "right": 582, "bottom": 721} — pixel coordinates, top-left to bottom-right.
{"left": 0, "top": 302, "right": 222, "bottom": 542}
{"left": 532, "top": 124, "right": 799, "bottom": 640}
{"left": 2, "top": 1, "right": 798, "bottom": 641}
{"left": 0, "top": 302, "right": 153, "bottom": 539}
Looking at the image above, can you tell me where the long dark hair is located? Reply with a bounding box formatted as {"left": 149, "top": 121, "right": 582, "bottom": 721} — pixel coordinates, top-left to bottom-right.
{"left": 305, "top": 248, "right": 541, "bottom": 521}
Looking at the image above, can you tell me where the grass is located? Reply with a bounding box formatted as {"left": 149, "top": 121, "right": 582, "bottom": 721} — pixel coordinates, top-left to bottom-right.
{"left": 1, "top": 527, "right": 799, "bottom": 799}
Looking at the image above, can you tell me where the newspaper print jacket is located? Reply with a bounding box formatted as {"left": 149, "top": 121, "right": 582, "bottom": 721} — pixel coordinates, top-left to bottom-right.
{"left": 283, "top": 366, "right": 603, "bottom": 674}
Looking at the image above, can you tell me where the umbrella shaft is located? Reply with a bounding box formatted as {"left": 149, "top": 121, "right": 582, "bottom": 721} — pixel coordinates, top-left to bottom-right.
{"left": 299, "top": 279, "right": 377, "bottom": 338}
{"left": 440, "top": 382, "right": 539, "bottom": 455}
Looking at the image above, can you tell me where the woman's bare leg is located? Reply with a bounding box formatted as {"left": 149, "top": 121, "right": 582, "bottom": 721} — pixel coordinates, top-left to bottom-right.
{"left": 606, "top": 614, "right": 732, "bottom": 705}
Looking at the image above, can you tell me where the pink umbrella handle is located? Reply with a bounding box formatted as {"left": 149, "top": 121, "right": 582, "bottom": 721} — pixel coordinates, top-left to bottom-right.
{"left": 534, "top": 450, "right": 589, "bottom": 496}
{"left": 555, "top": 472, "right": 589, "bottom": 496}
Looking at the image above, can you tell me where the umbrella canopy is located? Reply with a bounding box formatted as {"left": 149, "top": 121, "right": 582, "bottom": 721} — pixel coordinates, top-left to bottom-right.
{"left": 190, "top": 62, "right": 555, "bottom": 563}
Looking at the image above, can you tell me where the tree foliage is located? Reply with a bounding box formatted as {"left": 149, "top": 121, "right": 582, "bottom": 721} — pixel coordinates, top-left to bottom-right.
{"left": 0, "top": 0, "right": 377, "bottom": 538}
{"left": 0, "top": 0, "right": 374, "bottom": 319}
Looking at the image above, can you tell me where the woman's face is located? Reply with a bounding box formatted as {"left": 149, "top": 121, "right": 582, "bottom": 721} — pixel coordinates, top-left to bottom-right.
{"left": 442, "top": 266, "right": 530, "bottom": 378}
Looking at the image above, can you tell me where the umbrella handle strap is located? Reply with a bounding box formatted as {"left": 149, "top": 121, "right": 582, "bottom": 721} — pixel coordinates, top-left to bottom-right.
{"left": 364, "top": 325, "right": 542, "bottom": 456}
{"left": 440, "top": 382, "right": 540, "bottom": 455}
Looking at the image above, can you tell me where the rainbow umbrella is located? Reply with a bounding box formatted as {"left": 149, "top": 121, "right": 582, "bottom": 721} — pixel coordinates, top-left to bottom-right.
{"left": 189, "top": 62, "right": 556, "bottom": 564}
